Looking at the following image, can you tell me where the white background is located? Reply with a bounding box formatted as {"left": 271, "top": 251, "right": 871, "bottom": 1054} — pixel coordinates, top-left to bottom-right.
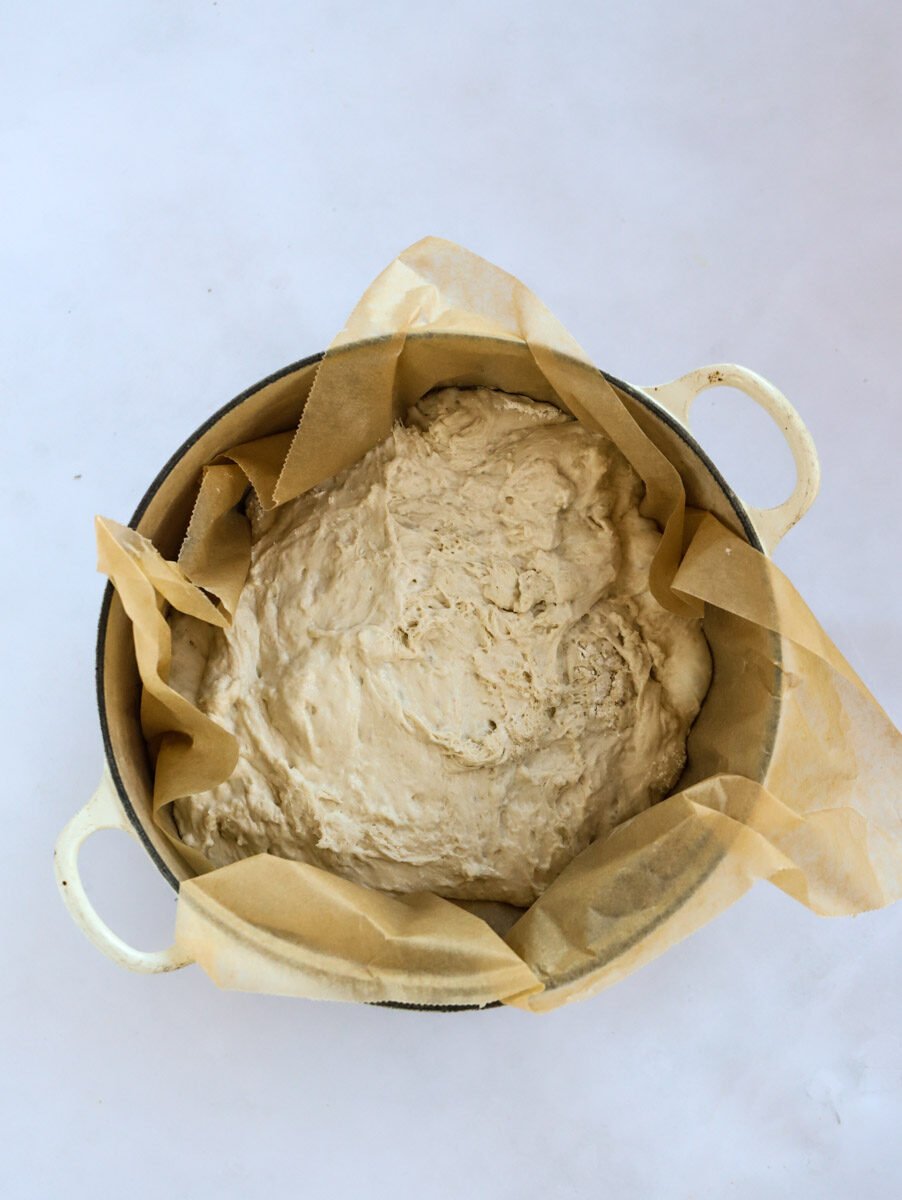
{"left": 2, "top": 2, "right": 901, "bottom": 1197}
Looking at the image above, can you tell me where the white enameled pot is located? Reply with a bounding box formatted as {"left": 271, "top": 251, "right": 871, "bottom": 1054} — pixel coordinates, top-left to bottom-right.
{"left": 54, "top": 335, "right": 819, "bottom": 1005}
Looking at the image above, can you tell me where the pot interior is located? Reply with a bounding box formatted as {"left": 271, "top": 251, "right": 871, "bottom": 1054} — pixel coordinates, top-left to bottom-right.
{"left": 98, "top": 334, "right": 781, "bottom": 923}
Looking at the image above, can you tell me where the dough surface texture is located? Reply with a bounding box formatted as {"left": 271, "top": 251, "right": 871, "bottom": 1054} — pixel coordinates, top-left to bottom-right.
{"left": 171, "top": 387, "right": 711, "bottom": 905}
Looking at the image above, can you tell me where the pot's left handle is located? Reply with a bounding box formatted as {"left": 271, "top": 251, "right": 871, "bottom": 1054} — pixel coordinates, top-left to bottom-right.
{"left": 54, "top": 769, "right": 192, "bottom": 973}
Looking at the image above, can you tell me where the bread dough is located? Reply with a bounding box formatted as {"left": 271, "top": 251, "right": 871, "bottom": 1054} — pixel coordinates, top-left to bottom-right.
{"left": 170, "top": 387, "right": 711, "bottom": 905}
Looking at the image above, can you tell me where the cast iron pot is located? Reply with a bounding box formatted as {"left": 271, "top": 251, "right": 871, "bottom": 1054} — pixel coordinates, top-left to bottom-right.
{"left": 54, "top": 334, "right": 819, "bottom": 1008}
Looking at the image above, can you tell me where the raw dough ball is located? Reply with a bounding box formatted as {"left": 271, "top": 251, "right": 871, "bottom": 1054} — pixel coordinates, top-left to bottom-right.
{"left": 170, "top": 387, "right": 711, "bottom": 905}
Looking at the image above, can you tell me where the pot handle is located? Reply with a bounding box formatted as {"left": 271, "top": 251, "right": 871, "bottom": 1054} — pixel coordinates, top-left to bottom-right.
{"left": 54, "top": 769, "right": 192, "bottom": 973}
{"left": 644, "top": 364, "right": 820, "bottom": 553}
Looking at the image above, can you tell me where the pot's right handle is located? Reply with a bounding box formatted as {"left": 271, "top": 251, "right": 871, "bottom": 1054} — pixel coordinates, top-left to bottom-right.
{"left": 54, "top": 769, "right": 192, "bottom": 974}
{"left": 644, "top": 364, "right": 820, "bottom": 554}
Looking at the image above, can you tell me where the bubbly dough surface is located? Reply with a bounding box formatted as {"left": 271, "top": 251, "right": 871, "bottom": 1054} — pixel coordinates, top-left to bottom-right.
{"left": 171, "top": 388, "right": 711, "bottom": 905}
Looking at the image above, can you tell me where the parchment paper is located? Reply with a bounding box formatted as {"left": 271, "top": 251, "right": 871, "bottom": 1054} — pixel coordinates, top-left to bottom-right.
{"left": 96, "top": 238, "right": 902, "bottom": 1011}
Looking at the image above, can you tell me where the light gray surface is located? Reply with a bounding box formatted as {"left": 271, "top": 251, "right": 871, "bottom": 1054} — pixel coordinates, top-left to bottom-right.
{"left": 2, "top": 2, "right": 900, "bottom": 1198}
